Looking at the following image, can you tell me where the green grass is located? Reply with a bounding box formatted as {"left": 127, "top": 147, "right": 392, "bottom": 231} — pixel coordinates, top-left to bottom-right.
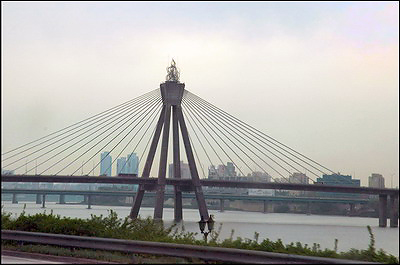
{"left": 1, "top": 206, "right": 398, "bottom": 264}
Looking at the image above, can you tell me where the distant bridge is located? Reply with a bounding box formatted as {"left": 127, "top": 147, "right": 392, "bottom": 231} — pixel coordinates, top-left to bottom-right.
{"left": 2, "top": 174, "right": 398, "bottom": 227}
{"left": 2, "top": 187, "right": 370, "bottom": 216}
{"left": 2, "top": 188, "right": 370, "bottom": 204}
{"left": 1, "top": 174, "right": 398, "bottom": 195}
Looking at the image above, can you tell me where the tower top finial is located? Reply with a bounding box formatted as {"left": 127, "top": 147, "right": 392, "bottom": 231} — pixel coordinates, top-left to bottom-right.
{"left": 166, "top": 59, "right": 180, "bottom": 82}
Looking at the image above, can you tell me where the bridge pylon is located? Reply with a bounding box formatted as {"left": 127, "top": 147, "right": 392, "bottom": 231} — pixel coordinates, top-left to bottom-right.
{"left": 129, "top": 60, "right": 209, "bottom": 222}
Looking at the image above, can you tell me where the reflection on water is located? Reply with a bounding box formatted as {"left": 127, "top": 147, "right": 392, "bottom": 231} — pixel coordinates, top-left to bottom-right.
{"left": 1, "top": 201, "right": 398, "bottom": 257}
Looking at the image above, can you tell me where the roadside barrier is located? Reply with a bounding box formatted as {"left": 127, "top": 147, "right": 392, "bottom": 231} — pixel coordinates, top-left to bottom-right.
{"left": 1, "top": 230, "right": 379, "bottom": 264}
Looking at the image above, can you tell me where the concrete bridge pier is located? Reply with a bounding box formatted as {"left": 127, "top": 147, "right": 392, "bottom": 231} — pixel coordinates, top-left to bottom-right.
{"left": 59, "top": 194, "right": 66, "bottom": 204}
{"left": 263, "top": 201, "right": 274, "bottom": 213}
{"left": 219, "top": 199, "right": 225, "bottom": 212}
{"left": 36, "top": 194, "right": 42, "bottom": 204}
{"left": 379, "top": 194, "right": 387, "bottom": 227}
{"left": 306, "top": 202, "right": 311, "bottom": 215}
{"left": 87, "top": 195, "right": 92, "bottom": 209}
{"left": 349, "top": 203, "right": 356, "bottom": 215}
{"left": 12, "top": 193, "right": 18, "bottom": 204}
{"left": 389, "top": 194, "right": 399, "bottom": 228}
{"left": 174, "top": 187, "right": 183, "bottom": 222}
{"left": 41, "top": 194, "right": 46, "bottom": 208}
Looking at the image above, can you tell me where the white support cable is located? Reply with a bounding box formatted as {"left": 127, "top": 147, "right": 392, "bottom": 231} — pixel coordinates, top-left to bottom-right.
{"left": 50, "top": 95, "right": 162, "bottom": 175}
{"left": 72, "top": 96, "right": 162, "bottom": 176}
{"left": 103, "top": 102, "right": 163, "bottom": 177}
{"left": 182, "top": 97, "right": 248, "bottom": 177}
{"left": 16, "top": 93, "right": 161, "bottom": 174}
{"left": 185, "top": 94, "right": 295, "bottom": 183}
{"left": 2, "top": 89, "right": 159, "bottom": 158}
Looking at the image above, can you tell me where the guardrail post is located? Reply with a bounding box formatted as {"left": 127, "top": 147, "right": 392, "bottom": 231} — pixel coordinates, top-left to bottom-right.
{"left": 306, "top": 201, "right": 311, "bottom": 215}
{"left": 59, "top": 194, "right": 65, "bottom": 204}
{"left": 12, "top": 193, "right": 18, "bottom": 204}
{"left": 379, "top": 194, "right": 387, "bottom": 227}
{"left": 36, "top": 194, "right": 42, "bottom": 204}
{"left": 41, "top": 194, "right": 46, "bottom": 208}
{"left": 389, "top": 194, "right": 398, "bottom": 228}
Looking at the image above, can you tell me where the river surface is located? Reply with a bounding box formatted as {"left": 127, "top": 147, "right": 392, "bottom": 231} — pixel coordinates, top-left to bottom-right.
{"left": 1, "top": 201, "right": 398, "bottom": 257}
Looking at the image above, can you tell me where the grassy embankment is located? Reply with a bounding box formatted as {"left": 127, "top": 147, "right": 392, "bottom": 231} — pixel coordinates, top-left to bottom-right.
{"left": 1, "top": 206, "right": 398, "bottom": 264}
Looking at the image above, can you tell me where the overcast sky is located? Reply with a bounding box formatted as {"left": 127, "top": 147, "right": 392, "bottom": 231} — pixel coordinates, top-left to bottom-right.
{"left": 1, "top": 1, "right": 399, "bottom": 187}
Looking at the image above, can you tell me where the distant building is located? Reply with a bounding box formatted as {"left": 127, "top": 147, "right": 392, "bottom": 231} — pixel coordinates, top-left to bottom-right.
{"left": 207, "top": 162, "right": 250, "bottom": 194}
{"left": 217, "top": 164, "right": 227, "bottom": 178}
{"left": 116, "top": 153, "right": 139, "bottom": 176}
{"left": 251, "top": 171, "right": 272, "bottom": 183}
{"left": 208, "top": 165, "right": 217, "bottom": 179}
{"left": 100, "top": 151, "right": 112, "bottom": 176}
{"left": 316, "top": 173, "right": 361, "bottom": 198}
{"left": 168, "top": 161, "right": 191, "bottom": 179}
{"left": 316, "top": 173, "right": 360, "bottom": 186}
{"left": 126, "top": 152, "right": 139, "bottom": 175}
{"left": 117, "top": 157, "right": 127, "bottom": 175}
{"left": 368, "top": 173, "right": 385, "bottom": 189}
{"left": 289, "top": 172, "right": 309, "bottom": 196}
{"left": 289, "top": 172, "right": 309, "bottom": 184}
{"left": 1, "top": 169, "right": 15, "bottom": 189}
{"left": 274, "top": 177, "right": 290, "bottom": 183}
{"left": 226, "top": 162, "right": 237, "bottom": 177}
{"left": 210, "top": 162, "right": 240, "bottom": 180}
{"left": 1, "top": 169, "right": 15, "bottom": 175}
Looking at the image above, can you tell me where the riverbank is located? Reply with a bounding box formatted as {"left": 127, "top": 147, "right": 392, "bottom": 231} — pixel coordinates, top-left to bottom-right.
{"left": 1, "top": 207, "right": 398, "bottom": 264}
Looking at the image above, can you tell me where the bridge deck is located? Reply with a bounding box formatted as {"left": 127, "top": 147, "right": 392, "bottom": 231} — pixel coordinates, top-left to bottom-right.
{"left": 2, "top": 175, "right": 399, "bottom": 196}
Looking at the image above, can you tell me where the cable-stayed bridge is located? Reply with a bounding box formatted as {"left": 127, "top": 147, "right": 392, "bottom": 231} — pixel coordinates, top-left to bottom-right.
{"left": 1, "top": 60, "right": 398, "bottom": 227}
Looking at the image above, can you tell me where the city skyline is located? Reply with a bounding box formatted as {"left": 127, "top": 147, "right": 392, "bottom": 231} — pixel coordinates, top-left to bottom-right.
{"left": 1, "top": 2, "right": 398, "bottom": 187}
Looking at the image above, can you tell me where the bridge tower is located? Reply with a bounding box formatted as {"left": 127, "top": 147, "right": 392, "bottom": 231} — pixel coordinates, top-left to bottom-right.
{"left": 129, "top": 60, "right": 209, "bottom": 222}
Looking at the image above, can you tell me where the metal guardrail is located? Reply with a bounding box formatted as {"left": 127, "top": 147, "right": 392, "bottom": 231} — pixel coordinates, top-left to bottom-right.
{"left": 2, "top": 230, "right": 378, "bottom": 264}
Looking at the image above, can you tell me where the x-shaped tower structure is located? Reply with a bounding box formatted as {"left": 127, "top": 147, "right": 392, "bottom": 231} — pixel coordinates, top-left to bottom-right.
{"left": 129, "top": 60, "right": 210, "bottom": 222}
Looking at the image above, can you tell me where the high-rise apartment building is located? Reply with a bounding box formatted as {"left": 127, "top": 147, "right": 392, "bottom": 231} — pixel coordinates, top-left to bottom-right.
{"left": 168, "top": 161, "right": 191, "bottom": 179}
{"left": 117, "top": 157, "right": 127, "bottom": 175}
{"left": 117, "top": 153, "right": 139, "bottom": 176}
{"left": 126, "top": 152, "right": 139, "bottom": 175}
{"left": 226, "top": 162, "right": 237, "bottom": 177}
{"left": 100, "top": 151, "right": 112, "bottom": 176}
{"left": 368, "top": 173, "right": 385, "bottom": 188}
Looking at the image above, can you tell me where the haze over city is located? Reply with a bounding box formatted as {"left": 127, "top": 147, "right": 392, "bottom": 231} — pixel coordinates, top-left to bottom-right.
{"left": 1, "top": 2, "right": 399, "bottom": 187}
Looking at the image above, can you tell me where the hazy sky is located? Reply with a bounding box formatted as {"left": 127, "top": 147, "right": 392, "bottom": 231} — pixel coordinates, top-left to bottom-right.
{"left": 1, "top": 2, "right": 399, "bottom": 187}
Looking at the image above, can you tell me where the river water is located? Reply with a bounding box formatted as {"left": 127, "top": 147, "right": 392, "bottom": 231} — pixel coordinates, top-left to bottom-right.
{"left": 1, "top": 201, "right": 398, "bottom": 257}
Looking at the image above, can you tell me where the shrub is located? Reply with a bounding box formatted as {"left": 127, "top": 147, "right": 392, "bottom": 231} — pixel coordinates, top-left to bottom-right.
{"left": 1, "top": 209, "right": 398, "bottom": 264}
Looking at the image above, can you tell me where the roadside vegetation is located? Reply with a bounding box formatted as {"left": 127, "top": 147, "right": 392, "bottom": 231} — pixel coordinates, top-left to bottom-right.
{"left": 1, "top": 206, "right": 398, "bottom": 264}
